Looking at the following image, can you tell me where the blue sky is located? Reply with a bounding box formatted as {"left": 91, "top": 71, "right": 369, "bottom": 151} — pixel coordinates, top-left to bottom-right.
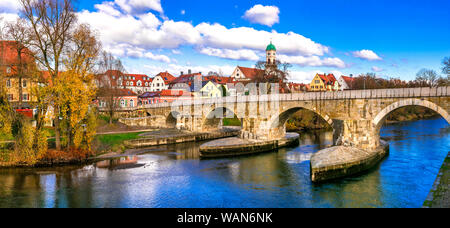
{"left": 1, "top": 0, "right": 449, "bottom": 82}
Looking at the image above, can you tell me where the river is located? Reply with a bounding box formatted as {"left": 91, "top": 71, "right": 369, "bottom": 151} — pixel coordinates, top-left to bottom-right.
{"left": 0, "top": 117, "right": 448, "bottom": 208}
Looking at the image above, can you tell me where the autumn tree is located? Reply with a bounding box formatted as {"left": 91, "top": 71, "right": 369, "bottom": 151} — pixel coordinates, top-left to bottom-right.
{"left": 59, "top": 23, "right": 101, "bottom": 149}
{"left": 20, "top": 0, "right": 78, "bottom": 151}
{"left": 97, "top": 52, "right": 126, "bottom": 124}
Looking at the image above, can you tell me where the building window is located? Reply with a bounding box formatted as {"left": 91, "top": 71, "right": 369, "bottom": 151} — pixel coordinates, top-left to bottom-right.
{"left": 315, "top": 80, "right": 320, "bottom": 84}
{"left": 7, "top": 94, "right": 13, "bottom": 101}
{"left": 130, "top": 99, "right": 134, "bottom": 107}
{"left": 22, "top": 93, "right": 29, "bottom": 101}
{"left": 120, "top": 99, "right": 125, "bottom": 107}
{"left": 130, "top": 82, "right": 134, "bottom": 86}
{"left": 23, "top": 80, "right": 27, "bottom": 88}
{"left": 6, "top": 79, "right": 11, "bottom": 88}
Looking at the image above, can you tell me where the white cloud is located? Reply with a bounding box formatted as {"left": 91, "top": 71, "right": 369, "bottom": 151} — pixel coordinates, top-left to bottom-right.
{"left": 143, "top": 63, "right": 236, "bottom": 77}
{"left": 371, "top": 66, "right": 384, "bottom": 72}
{"left": 181, "top": 10, "right": 185, "bottom": 15}
{"left": 278, "top": 54, "right": 346, "bottom": 68}
{"left": 243, "top": 4, "right": 279, "bottom": 27}
{"left": 195, "top": 23, "right": 329, "bottom": 56}
{"left": 352, "top": 49, "right": 382, "bottom": 61}
{"left": 199, "top": 47, "right": 260, "bottom": 61}
{"left": 115, "top": 0, "right": 163, "bottom": 14}
{"left": 94, "top": 2, "right": 122, "bottom": 17}
{"left": 0, "top": 0, "right": 21, "bottom": 13}
{"left": 75, "top": 1, "right": 343, "bottom": 68}
{"left": 144, "top": 52, "right": 171, "bottom": 63}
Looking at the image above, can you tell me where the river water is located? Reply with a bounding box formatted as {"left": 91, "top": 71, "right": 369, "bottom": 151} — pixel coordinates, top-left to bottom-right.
{"left": 0, "top": 118, "right": 448, "bottom": 208}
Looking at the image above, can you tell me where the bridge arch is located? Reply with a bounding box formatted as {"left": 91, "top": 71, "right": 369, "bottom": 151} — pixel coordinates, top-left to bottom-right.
{"left": 202, "top": 106, "right": 242, "bottom": 130}
{"left": 373, "top": 98, "right": 450, "bottom": 132}
{"left": 269, "top": 106, "right": 334, "bottom": 130}
{"left": 166, "top": 111, "right": 180, "bottom": 128}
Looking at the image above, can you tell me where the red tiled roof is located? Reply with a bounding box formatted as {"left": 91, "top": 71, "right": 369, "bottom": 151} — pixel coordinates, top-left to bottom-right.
{"left": 170, "top": 73, "right": 202, "bottom": 84}
{"left": 122, "top": 73, "right": 152, "bottom": 87}
{"left": 237, "top": 66, "right": 264, "bottom": 79}
{"left": 157, "top": 72, "right": 176, "bottom": 84}
{"left": 203, "top": 75, "right": 232, "bottom": 84}
{"left": 340, "top": 76, "right": 354, "bottom": 85}
{"left": 116, "top": 88, "right": 137, "bottom": 97}
{"left": 0, "top": 41, "right": 35, "bottom": 75}
{"left": 317, "top": 73, "right": 337, "bottom": 85}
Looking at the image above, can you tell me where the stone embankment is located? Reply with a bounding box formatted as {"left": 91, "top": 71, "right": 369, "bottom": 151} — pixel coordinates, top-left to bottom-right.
{"left": 310, "top": 140, "right": 389, "bottom": 182}
{"left": 123, "top": 128, "right": 240, "bottom": 148}
{"left": 199, "top": 133, "right": 299, "bottom": 158}
{"left": 423, "top": 152, "right": 450, "bottom": 208}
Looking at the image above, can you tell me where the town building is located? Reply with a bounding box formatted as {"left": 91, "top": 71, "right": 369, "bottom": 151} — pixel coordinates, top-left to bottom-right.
{"left": 151, "top": 72, "right": 176, "bottom": 92}
{"left": 230, "top": 66, "right": 265, "bottom": 82}
{"left": 0, "top": 41, "right": 37, "bottom": 109}
{"left": 309, "top": 73, "right": 339, "bottom": 91}
{"left": 119, "top": 73, "right": 153, "bottom": 94}
{"left": 338, "top": 75, "right": 355, "bottom": 90}
{"left": 97, "top": 88, "right": 138, "bottom": 108}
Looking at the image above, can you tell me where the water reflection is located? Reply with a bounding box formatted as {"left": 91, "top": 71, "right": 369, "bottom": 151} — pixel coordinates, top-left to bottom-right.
{"left": 0, "top": 118, "right": 448, "bottom": 208}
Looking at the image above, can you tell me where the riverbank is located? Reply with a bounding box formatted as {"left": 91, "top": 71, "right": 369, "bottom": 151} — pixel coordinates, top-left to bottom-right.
{"left": 0, "top": 129, "right": 156, "bottom": 168}
{"left": 423, "top": 152, "right": 450, "bottom": 208}
{"left": 123, "top": 127, "right": 240, "bottom": 149}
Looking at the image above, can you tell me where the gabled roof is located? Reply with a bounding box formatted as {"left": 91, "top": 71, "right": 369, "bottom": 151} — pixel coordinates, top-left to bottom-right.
{"left": 122, "top": 73, "right": 152, "bottom": 86}
{"left": 156, "top": 72, "right": 176, "bottom": 84}
{"left": 340, "top": 76, "right": 354, "bottom": 85}
{"left": 317, "top": 73, "right": 337, "bottom": 85}
{"left": 170, "top": 72, "right": 202, "bottom": 84}
{"left": 237, "top": 66, "right": 264, "bottom": 80}
{"left": 0, "top": 41, "right": 35, "bottom": 66}
{"left": 0, "top": 41, "right": 35, "bottom": 76}
{"left": 203, "top": 75, "right": 232, "bottom": 84}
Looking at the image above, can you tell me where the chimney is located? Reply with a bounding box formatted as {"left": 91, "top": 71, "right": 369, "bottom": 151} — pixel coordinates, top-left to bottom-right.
{"left": 350, "top": 74, "right": 353, "bottom": 78}
{"left": 199, "top": 72, "right": 202, "bottom": 75}
{"left": 181, "top": 71, "right": 184, "bottom": 75}
{"left": 188, "top": 69, "right": 192, "bottom": 74}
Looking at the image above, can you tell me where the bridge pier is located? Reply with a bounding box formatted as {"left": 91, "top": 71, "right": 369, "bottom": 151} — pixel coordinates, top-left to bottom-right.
{"left": 340, "top": 119, "right": 380, "bottom": 150}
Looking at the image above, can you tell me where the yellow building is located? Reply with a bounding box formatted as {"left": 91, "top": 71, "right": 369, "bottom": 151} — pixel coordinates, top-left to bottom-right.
{"left": 194, "top": 81, "right": 227, "bottom": 98}
{"left": 309, "top": 73, "right": 339, "bottom": 92}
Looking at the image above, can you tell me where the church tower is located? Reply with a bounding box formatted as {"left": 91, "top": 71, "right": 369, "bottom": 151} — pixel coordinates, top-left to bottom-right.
{"left": 266, "top": 41, "right": 277, "bottom": 66}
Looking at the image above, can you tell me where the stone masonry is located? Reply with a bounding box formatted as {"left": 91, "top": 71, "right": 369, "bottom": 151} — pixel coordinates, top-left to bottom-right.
{"left": 103, "top": 86, "right": 450, "bottom": 151}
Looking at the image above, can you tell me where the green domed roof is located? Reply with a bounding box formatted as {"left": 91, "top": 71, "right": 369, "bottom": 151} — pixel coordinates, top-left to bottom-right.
{"left": 266, "top": 42, "right": 276, "bottom": 51}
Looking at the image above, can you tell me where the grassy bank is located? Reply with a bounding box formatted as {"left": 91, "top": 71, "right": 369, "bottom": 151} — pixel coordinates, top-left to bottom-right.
{"left": 93, "top": 132, "right": 144, "bottom": 154}
{"left": 222, "top": 117, "right": 242, "bottom": 127}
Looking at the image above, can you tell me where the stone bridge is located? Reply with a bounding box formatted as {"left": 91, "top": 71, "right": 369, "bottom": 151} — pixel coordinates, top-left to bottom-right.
{"left": 113, "top": 86, "right": 450, "bottom": 150}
